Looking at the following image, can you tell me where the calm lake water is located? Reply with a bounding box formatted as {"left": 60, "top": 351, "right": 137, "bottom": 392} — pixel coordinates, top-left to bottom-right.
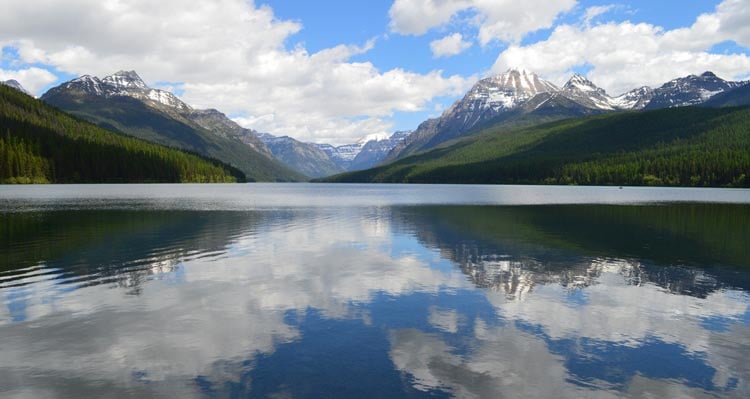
{"left": 1, "top": 184, "right": 749, "bottom": 398}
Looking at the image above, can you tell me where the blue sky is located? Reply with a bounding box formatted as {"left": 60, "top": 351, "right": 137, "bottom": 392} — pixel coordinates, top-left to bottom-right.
{"left": 1, "top": 0, "right": 749, "bottom": 144}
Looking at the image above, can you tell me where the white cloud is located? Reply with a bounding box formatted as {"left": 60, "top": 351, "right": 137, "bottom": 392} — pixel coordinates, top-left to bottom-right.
{"left": 389, "top": 0, "right": 577, "bottom": 44}
{"left": 388, "top": 0, "right": 472, "bottom": 36}
{"left": 430, "top": 33, "right": 472, "bottom": 58}
{"left": 0, "top": 0, "right": 470, "bottom": 144}
{"left": 582, "top": 5, "right": 615, "bottom": 26}
{"left": 0, "top": 67, "right": 58, "bottom": 94}
{"left": 492, "top": 0, "right": 750, "bottom": 96}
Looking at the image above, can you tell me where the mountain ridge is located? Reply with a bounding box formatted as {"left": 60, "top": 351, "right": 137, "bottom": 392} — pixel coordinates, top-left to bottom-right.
{"left": 0, "top": 84, "right": 242, "bottom": 183}
{"left": 41, "top": 71, "right": 304, "bottom": 182}
{"left": 384, "top": 69, "right": 746, "bottom": 163}
{"left": 321, "top": 105, "right": 750, "bottom": 187}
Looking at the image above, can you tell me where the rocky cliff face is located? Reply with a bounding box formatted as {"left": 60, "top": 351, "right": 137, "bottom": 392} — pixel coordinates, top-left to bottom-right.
{"left": 645, "top": 71, "right": 745, "bottom": 110}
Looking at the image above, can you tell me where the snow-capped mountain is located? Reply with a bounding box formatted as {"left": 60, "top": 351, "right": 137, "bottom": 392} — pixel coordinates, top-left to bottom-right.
{"left": 40, "top": 71, "right": 304, "bottom": 181}
{"left": 49, "top": 71, "right": 191, "bottom": 112}
{"left": 314, "top": 132, "right": 406, "bottom": 170}
{"left": 1, "top": 79, "right": 32, "bottom": 96}
{"left": 322, "top": 143, "right": 362, "bottom": 165}
{"left": 612, "top": 86, "right": 654, "bottom": 110}
{"left": 645, "top": 71, "right": 745, "bottom": 110}
{"left": 256, "top": 130, "right": 406, "bottom": 176}
{"left": 444, "top": 68, "right": 559, "bottom": 132}
{"left": 561, "top": 73, "right": 617, "bottom": 110}
{"left": 387, "top": 69, "right": 575, "bottom": 160}
{"left": 386, "top": 69, "right": 746, "bottom": 162}
{"left": 349, "top": 131, "right": 411, "bottom": 171}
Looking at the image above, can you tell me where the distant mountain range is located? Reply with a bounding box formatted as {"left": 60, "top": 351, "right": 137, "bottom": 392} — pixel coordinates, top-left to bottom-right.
{"left": 37, "top": 71, "right": 408, "bottom": 180}
{"left": 4, "top": 67, "right": 748, "bottom": 185}
{"left": 322, "top": 68, "right": 750, "bottom": 187}
{"left": 256, "top": 133, "right": 343, "bottom": 178}
{"left": 322, "top": 105, "right": 750, "bottom": 187}
{"left": 41, "top": 71, "right": 303, "bottom": 182}
{"left": 257, "top": 131, "right": 409, "bottom": 178}
{"left": 385, "top": 68, "right": 747, "bottom": 162}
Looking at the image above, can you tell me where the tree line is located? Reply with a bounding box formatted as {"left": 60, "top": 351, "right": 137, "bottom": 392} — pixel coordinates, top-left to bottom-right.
{"left": 0, "top": 85, "right": 244, "bottom": 183}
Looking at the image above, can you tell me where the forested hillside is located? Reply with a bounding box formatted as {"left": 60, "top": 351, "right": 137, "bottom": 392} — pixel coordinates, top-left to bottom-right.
{"left": 41, "top": 73, "right": 305, "bottom": 182}
{"left": 322, "top": 106, "right": 750, "bottom": 187}
{"left": 0, "top": 85, "right": 243, "bottom": 183}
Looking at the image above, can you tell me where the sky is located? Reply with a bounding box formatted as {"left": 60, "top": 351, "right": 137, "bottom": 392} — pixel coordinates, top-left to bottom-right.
{"left": 1, "top": 0, "right": 749, "bottom": 145}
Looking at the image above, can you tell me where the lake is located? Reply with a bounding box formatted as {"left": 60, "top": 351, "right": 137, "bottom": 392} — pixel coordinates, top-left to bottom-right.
{"left": 1, "top": 183, "right": 749, "bottom": 398}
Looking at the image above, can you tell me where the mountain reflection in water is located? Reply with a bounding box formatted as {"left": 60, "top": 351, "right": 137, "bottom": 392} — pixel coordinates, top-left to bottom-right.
{"left": 1, "top": 201, "right": 748, "bottom": 398}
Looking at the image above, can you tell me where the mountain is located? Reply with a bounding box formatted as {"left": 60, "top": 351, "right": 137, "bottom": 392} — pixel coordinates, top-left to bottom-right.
{"left": 644, "top": 71, "right": 745, "bottom": 110}
{"left": 0, "top": 84, "right": 242, "bottom": 184}
{"left": 561, "top": 73, "right": 618, "bottom": 110}
{"left": 41, "top": 71, "right": 304, "bottom": 182}
{"left": 385, "top": 70, "right": 619, "bottom": 162}
{"left": 387, "top": 69, "right": 559, "bottom": 159}
{"left": 321, "top": 105, "right": 750, "bottom": 188}
{"left": 312, "top": 133, "right": 402, "bottom": 171}
{"left": 702, "top": 82, "right": 750, "bottom": 108}
{"left": 186, "top": 108, "right": 272, "bottom": 158}
{"left": 348, "top": 131, "right": 411, "bottom": 171}
{"left": 385, "top": 70, "right": 748, "bottom": 163}
{"left": 315, "top": 142, "right": 364, "bottom": 170}
{"left": 612, "top": 86, "right": 654, "bottom": 110}
{"left": 256, "top": 131, "right": 408, "bottom": 176}
{"left": 1, "top": 79, "right": 32, "bottom": 96}
{"left": 257, "top": 133, "right": 344, "bottom": 178}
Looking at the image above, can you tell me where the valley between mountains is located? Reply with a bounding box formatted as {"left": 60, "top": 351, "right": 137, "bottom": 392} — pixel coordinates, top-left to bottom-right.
{"left": 2, "top": 67, "right": 749, "bottom": 186}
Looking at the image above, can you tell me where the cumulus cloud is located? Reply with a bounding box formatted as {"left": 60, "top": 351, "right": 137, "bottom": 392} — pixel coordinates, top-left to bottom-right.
{"left": 493, "top": 0, "right": 750, "bottom": 95}
{"left": 430, "top": 33, "right": 472, "bottom": 58}
{"left": 389, "top": 0, "right": 577, "bottom": 44}
{"left": 0, "top": 0, "right": 470, "bottom": 144}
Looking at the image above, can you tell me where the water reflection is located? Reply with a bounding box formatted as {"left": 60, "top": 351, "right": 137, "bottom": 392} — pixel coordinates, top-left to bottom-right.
{"left": 0, "top": 202, "right": 748, "bottom": 398}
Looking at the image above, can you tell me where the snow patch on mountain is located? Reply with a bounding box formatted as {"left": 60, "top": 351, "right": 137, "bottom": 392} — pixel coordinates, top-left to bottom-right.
{"left": 62, "top": 71, "right": 192, "bottom": 111}
{"left": 645, "top": 71, "right": 744, "bottom": 110}
{"left": 463, "top": 68, "right": 559, "bottom": 114}
{"left": 561, "top": 73, "right": 617, "bottom": 110}
{"left": 611, "top": 87, "right": 654, "bottom": 110}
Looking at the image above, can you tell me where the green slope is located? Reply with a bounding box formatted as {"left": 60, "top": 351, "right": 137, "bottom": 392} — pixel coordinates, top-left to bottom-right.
{"left": 385, "top": 92, "right": 602, "bottom": 163}
{"left": 322, "top": 106, "right": 750, "bottom": 187}
{"left": 42, "top": 91, "right": 305, "bottom": 182}
{"left": 703, "top": 83, "right": 750, "bottom": 108}
{"left": 0, "top": 85, "right": 243, "bottom": 183}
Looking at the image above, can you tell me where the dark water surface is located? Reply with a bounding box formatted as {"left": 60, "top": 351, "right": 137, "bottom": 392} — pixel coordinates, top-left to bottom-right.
{"left": 1, "top": 184, "right": 749, "bottom": 398}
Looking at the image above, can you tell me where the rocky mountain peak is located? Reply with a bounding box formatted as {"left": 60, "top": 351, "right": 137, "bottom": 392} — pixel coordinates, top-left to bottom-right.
{"left": 480, "top": 68, "right": 559, "bottom": 98}
{"left": 50, "top": 71, "right": 192, "bottom": 112}
{"left": 612, "top": 86, "right": 654, "bottom": 110}
{"left": 561, "top": 73, "right": 616, "bottom": 110}
{"left": 102, "top": 70, "right": 147, "bottom": 89}
{"left": 645, "top": 71, "right": 743, "bottom": 109}
{"left": 564, "top": 73, "right": 604, "bottom": 93}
